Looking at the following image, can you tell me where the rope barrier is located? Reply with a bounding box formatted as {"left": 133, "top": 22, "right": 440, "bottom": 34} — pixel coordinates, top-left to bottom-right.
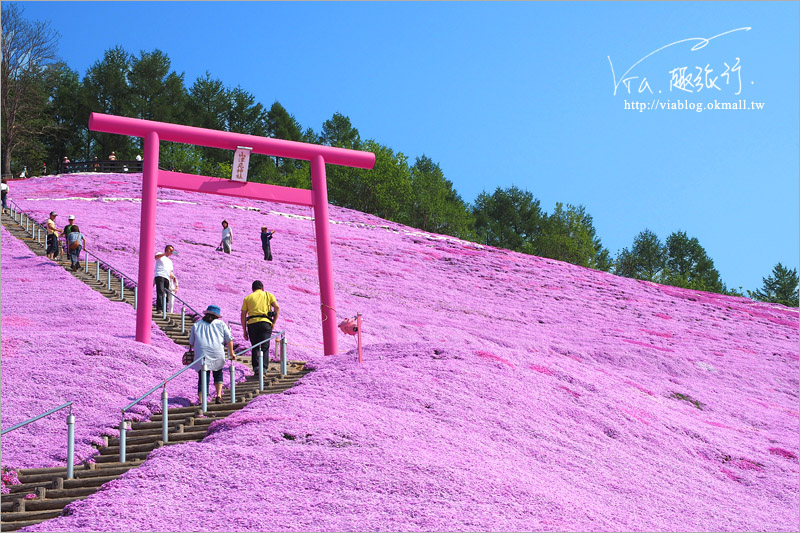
{"left": 320, "top": 302, "right": 338, "bottom": 322}
{"left": 286, "top": 341, "right": 325, "bottom": 350}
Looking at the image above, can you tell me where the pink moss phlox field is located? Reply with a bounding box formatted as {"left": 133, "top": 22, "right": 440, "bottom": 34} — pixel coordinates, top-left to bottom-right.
{"left": 5, "top": 174, "right": 799, "bottom": 532}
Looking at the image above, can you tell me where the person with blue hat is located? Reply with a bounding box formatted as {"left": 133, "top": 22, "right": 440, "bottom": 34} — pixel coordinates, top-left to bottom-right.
{"left": 188, "top": 304, "right": 235, "bottom": 404}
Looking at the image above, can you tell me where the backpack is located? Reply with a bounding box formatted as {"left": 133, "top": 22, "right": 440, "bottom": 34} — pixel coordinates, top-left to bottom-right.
{"left": 67, "top": 232, "right": 81, "bottom": 250}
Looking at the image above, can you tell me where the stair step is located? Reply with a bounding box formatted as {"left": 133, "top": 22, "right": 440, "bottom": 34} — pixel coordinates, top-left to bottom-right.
{"left": 17, "top": 465, "right": 75, "bottom": 478}
{"left": 3, "top": 480, "right": 56, "bottom": 496}
{"left": 40, "top": 486, "right": 99, "bottom": 500}
{"left": 75, "top": 464, "right": 139, "bottom": 479}
{"left": 93, "top": 451, "right": 151, "bottom": 463}
{"left": 107, "top": 428, "right": 183, "bottom": 446}
{"left": 131, "top": 419, "right": 191, "bottom": 431}
{"left": 0, "top": 509, "right": 63, "bottom": 525}
{"left": 16, "top": 472, "right": 68, "bottom": 485}
{"left": 23, "top": 495, "right": 88, "bottom": 512}
{"left": 98, "top": 441, "right": 161, "bottom": 455}
{"left": 149, "top": 402, "right": 244, "bottom": 420}
{"left": 62, "top": 473, "right": 120, "bottom": 490}
{"left": 163, "top": 430, "right": 208, "bottom": 443}
{"left": 1, "top": 518, "right": 55, "bottom": 531}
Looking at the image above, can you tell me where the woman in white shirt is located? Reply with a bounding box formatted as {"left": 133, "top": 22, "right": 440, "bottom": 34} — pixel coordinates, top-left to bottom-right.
{"left": 188, "top": 304, "right": 234, "bottom": 404}
{"left": 219, "top": 220, "right": 233, "bottom": 254}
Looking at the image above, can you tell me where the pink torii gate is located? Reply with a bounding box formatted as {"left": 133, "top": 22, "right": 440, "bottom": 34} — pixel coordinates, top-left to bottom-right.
{"left": 88, "top": 113, "right": 375, "bottom": 355}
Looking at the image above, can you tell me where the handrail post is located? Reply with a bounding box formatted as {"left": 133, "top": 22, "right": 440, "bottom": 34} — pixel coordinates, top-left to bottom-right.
{"left": 229, "top": 359, "right": 236, "bottom": 404}
{"left": 96, "top": 261, "right": 100, "bottom": 281}
{"left": 162, "top": 386, "right": 169, "bottom": 444}
{"left": 66, "top": 411, "right": 75, "bottom": 479}
{"left": 107, "top": 268, "right": 112, "bottom": 291}
{"left": 201, "top": 358, "right": 208, "bottom": 412}
{"left": 134, "top": 286, "right": 138, "bottom": 310}
{"left": 162, "top": 295, "right": 167, "bottom": 320}
{"left": 181, "top": 306, "right": 186, "bottom": 334}
{"left": 84, "top": 251, "right": 89, "bottom": 272}
{"left": 280, "top": 333, "right": 287, "bottom": 377}
{"left": 258, "top": 348, "right": 264, "bottom": 391}
{"left": 357, "top": 312, "right": 363, "bottom": 364}
{"left": 120, "top": 276, "right": 125, "bottom": 300}
{"left": 119, "top": 417, "right": 127, "bottom": 463}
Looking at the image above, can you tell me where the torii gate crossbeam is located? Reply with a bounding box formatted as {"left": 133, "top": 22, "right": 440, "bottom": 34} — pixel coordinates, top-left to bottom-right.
{"left": 89, "top": 113, "right": 375, "bottom": 355}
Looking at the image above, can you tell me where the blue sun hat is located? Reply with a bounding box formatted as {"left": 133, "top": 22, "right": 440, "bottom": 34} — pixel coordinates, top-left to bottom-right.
{"left": 205, "top": 305, "right": 221, "bottom": 318}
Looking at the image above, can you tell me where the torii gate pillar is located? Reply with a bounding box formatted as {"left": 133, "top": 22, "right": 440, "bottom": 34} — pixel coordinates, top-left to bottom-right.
{"left": 136, "top": 131, "right": 160, "bottom": 344}
{"left": 310, "top": 154, "right": 337, "bottom": 355}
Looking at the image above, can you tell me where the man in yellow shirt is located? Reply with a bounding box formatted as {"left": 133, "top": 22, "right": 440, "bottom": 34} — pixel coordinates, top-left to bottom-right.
{"left": 241, "top": 280, "right": 280, "bottom": 376}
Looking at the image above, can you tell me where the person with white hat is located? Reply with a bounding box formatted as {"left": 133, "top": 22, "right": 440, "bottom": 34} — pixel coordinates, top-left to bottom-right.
{"left": 63, "top": 215, "right": 76, "bottom": 245}
{"left": 188, "top": 304, "right": 234, "bottom": 405}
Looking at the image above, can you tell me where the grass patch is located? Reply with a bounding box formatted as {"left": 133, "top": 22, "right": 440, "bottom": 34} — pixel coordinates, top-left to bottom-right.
{"left": 670, "top": 392, "right": 704, "bottom": 410}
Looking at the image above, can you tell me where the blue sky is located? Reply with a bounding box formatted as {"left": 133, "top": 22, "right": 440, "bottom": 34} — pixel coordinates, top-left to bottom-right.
{"left": 14, "top": 1, "right": 799, "bottom": 292}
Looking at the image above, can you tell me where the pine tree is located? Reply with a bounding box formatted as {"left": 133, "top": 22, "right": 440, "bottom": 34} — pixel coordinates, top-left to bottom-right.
{"left": 749, "top": 263, "right": 799, "bottom": 307}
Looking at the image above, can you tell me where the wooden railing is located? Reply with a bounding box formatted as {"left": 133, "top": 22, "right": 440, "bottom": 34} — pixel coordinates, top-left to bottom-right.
{"left": 60, "top": 160, "right": 144, "bottom": 174}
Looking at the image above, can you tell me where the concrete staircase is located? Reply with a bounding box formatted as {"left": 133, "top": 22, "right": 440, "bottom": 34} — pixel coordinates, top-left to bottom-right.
{"left": 1, "top": 209, "right": 310, "bottom": 531}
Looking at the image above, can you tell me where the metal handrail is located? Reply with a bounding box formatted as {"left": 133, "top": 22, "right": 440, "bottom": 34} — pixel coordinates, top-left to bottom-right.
{"left": 121, "top": 357, "right": 205, "bottom": 414}
{"left": 117, "top": 330, "right": 287, "bottom": 463}
{"left": 7, "top": 199, "right": 49, "bottom": 248}
{"left": 1, "top": 402, "right": 77, "bottom": 479}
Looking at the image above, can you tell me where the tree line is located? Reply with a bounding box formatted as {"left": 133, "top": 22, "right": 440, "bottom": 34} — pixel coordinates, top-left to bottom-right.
{"left": 2, "top": 4, "right": 796, "bottom": 306}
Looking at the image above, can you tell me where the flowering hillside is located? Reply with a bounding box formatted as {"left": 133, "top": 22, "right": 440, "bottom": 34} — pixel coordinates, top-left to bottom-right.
{"left": 0, "top": 225, "right": 201, "bottom": 470}
{"left": 3, "top": 173, "right": 798, "bottom": 531}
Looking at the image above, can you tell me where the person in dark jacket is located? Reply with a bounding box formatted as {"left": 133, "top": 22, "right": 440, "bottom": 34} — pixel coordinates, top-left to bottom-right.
{"left": 260, "top": 226, "right": 274, "bottom": 261}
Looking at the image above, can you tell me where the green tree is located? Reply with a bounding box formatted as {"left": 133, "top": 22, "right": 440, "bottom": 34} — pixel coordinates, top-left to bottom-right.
{"left": 409, "top": 155, "right": 472, "bottom": 238}
{"left": 186, "top": 72, "right": 229, "bottom": 171}
{"left": 128, "top": 49, "right": 186, "bottom": 123}
{"left": 662, "top": 230, "right": 723, "bottom": 292}
{"left": 614, "top": 229, "right": 665, "bottom": 281}
{"left": 320, "top": 113, "right": 363, "bottom": 207}
{"left": 535, "top": 203, "right": 608, "bottom": 269}
{"left": 45, "top": 63, "right": 88, "bottom": 167}
{"left": 83, "top": 46, "right": 133, "bottom": 158}
{"left": 264, "top": 101, "right": 303, "bottom": 176}
{"left": 225, "top": 86, "right": 265, "bottom": 136}
{"left": 472, "top": 186, "right": 543, "bottom": 253}
{"left": 749, "top": 263, "right": 799, "bottom": 307}
{"left": 187, "top": 71, "right": 227, "bottom": 130}
{"left": 348, "top": 140, "right": 413, "bottom": 222}
{"left": 266, "top": 101, "right": 302, "bottom": 142}
{"left": 160, "top": 142, "right": 202, "bottom": 174}
{"left": 1, "top": 3, "right": 60, "bottom": 176}
{"left": 320, "top": 112, "right": 361, "bottom": 149}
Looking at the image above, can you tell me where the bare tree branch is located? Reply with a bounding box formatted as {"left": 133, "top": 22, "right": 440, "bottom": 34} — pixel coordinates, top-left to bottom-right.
{"left": 1, "top": 3, "right": 60, "bottom": 175}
